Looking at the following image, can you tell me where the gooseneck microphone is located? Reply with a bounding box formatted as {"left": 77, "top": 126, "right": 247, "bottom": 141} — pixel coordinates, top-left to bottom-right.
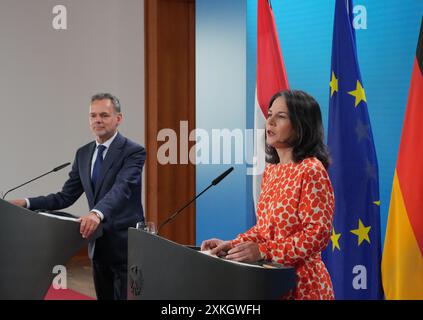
{"left": 157, "top": 167, "right": 234, "bottom": 235}
{"left": 52, "top": 163, "right": 71, "bottom": 172}
{"left": 211, "top": 167, "right": 234, "bottom": 186}
{"left": 2, "top": 162, "right": 71, "bottom": 199}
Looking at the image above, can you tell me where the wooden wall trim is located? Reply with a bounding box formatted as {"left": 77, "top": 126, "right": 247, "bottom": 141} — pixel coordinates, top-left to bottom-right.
{"left": 145, "top": 0, "right": 196, "bottom": 245}
{"left": 145, "top": 0, "right": 159, "bottom": 225}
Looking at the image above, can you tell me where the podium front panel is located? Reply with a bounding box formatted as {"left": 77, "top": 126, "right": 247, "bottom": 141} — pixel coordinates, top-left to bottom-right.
{"left": 0, "top": 199, "right": 87, "bottom": 299}
{"left": 128, "top": 228, "right": 296, "bottom": 300}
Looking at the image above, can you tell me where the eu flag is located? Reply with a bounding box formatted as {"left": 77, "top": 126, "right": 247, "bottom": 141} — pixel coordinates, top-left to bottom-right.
{"left": 322, "top": 0, "right": 383, "bottom": 299}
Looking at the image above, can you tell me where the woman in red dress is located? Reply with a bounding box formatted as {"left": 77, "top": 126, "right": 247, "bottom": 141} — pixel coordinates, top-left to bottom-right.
{"left": 201, "top": 90, "right": 335, "bottom": 300}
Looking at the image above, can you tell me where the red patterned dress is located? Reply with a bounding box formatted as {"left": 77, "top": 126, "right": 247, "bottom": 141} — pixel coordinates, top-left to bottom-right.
{"left": 232, "top": 157, "right": 335, "bottom": 300}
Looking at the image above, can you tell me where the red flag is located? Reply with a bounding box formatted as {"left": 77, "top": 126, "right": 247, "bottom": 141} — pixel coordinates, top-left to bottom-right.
{"left": 252, "top": 0, "right": 289, "bottom": 206}
{"left": 256, "top": 0, "right": 289, "bottom": 114}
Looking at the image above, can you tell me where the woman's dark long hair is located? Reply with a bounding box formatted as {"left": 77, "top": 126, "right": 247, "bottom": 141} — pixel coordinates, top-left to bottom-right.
{"left": 265, "top": 90, "right": 331, "bottom": 169}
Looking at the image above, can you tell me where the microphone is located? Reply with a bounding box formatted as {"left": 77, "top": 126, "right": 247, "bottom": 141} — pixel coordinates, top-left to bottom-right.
{"left": 2, "top": 162, "right": 71, "bottom": 199}
{"left": 157, "top": 166, "right": 234, "bottom": 235}
{"left": 212, "top": 166, "right": 234, "bottom": 185}
{"left": 52, "top": 163, "right": 71, "bottom": 172}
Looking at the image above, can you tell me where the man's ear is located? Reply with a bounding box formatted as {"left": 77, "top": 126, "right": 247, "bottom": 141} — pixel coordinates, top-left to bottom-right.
{"left": 117, "top": 113, "right": 123, "bottom": 125}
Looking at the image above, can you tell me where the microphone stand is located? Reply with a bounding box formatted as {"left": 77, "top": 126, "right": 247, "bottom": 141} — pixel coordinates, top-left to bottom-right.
{"left": 2, "top": 163, "right": 71, "bottom": 200}
{"left": 156, "top": 167, "right": 234, "bottom": 235}
{"left": 157, "top": 184, "right": 213, "bottom": 235}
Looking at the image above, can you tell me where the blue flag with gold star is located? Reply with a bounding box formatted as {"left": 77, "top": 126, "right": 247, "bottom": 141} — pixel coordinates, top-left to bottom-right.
{"left": 322, "top": 0, "right": 383, "bottom": 299}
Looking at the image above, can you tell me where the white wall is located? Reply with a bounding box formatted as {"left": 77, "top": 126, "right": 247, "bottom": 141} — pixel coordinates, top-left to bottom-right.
{"left": 0, "top": 0, "right": 145, "bottom": 216}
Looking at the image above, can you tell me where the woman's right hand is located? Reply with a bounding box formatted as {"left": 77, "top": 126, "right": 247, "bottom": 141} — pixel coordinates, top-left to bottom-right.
{"left": 201, "top": 238, "right": 232, "bottom": 257}
{"left": 201, "top": 238, "right": 224, "bottom": 251}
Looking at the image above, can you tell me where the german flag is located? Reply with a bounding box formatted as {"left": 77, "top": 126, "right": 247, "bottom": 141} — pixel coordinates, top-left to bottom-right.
{"left": 382, "top": 18, "right": 423, "bottom": 300}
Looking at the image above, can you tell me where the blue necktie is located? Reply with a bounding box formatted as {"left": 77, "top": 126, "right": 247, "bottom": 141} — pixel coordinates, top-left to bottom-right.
{"left": 92, "top": 145, "right": 106, "bottom": 190}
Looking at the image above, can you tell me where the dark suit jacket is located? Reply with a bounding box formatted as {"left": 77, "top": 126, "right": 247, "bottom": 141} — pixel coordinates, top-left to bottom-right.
{"left": 29, "top": 132, "right": 146, "bottom": 265}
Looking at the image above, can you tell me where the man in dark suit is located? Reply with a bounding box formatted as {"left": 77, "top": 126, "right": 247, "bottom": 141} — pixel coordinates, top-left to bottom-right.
{"left": 10, "top": 93, "right": 146, "bottom": 300}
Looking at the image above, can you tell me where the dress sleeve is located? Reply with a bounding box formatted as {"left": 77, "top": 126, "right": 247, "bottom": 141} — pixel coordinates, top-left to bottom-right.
{"left": 258, "top": 163, "right": 334, "bottom": 264}
{"left": 231, "top": 225, "right": 264, "bottom": 247}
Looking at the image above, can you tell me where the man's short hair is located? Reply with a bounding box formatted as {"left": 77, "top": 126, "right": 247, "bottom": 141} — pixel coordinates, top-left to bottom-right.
{"left": 91, "top": 93, "right": 121, "bottom": 113}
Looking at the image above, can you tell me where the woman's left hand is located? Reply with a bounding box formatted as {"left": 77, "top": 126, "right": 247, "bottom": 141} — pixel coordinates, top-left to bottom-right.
{"left": 225, "top": 241, "right": 262, "bottom": 262}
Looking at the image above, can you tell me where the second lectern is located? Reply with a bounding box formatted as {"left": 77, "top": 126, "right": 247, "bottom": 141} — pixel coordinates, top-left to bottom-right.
{"left": 127, "top": 228, "right": 296, "bottom": 299}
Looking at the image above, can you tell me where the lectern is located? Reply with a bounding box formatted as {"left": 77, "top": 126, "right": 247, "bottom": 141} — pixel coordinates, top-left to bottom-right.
{"left": 127, "top": 228, "right": 296, "bottom": 300}
{"left": 0, "top": 199, "right": 88, "bottom": 299}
